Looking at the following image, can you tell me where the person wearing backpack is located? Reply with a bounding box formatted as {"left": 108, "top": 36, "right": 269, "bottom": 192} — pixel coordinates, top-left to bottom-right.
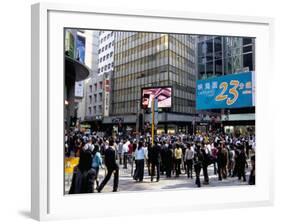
{"left": 69, "top": 149, "right": 96, "bottom": 194}
{"left": 193, "top": 144, "right": 203, "bottom": 187}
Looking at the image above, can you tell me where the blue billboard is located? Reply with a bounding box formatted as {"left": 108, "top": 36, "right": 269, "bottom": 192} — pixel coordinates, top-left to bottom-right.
{"left": 76, "top": 35, "right": 85, "bottom": 63}
{"left": 196, "top": 72, "right": 255, "bottom": 110}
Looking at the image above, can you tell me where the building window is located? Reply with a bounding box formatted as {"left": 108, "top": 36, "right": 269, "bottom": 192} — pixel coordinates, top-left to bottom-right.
{"left": 103, "top": 56, "right": 106, "bottom": 61}
{"left": 99, "top": 93, "right": 102, "bottom": 102}
{"left": 89, "top": 95, "right": 92, "bottom": 104}
{"left": 98, "top": 49, "right": 101, "bottom": 54}
{"left": 98, "top": 68, "right": 100, "bottom": 73}
{"left": 94, "top": 106, "right": 96, "bottom": 114}
{"left": 88, "top": 107, "right": 92, "bottom": 116}
{"left": 99, "top": 81, "right": 103, "bottom": 89}
{"left": 105, "top": 65, "right": 107, "bottom": 70}
{"left": 107, "top": 33, "right": 110, "bottom": 39}
{"left": 99, "top": 105, "right": 102, "bottom": 113}
{"left": 106, "top": 54, "right": 109, "bottom": 59}
{"left": 102, "top": 47, "right": 104, "bottom": 52}
{"left": 94, "top": 83, "right": 97, "bottom": 91}
{"left": 94, "top": 94, "right": 97, "bottom": 102}
{"left": 109, "top": 42, "right": 111, "bottom": 48}
{"left": 101, "top": 67, "right": 104, "bottom": 72}
{"left": 99, "top": 58, "right": 102, "bottom": 63}
{"left": 108, "top": 64, "right": 111, "bottom": 69}
{"left": 89, "top": 85, "right": 92, "bottom": 93}
{"left": 110, "top": 52, "right": 113, "bottom": 57}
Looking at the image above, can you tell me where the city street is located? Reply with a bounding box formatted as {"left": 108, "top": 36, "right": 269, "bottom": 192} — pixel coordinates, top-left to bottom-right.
{"left": 63, "top": 30, "right": 256, "bottom": 195}
{"left": 65, "top": 161, "right": 251, "bottom": 194}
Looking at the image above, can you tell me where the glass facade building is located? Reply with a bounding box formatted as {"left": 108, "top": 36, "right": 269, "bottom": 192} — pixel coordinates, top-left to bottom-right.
{"left": 196, "top": 35, "right": 255, "bottom": 135}
{"left": 107, "top": 32, "right": 197, "bottom": 133}
{"left": 197, "top": 36, "right": 255, "bottom": 79}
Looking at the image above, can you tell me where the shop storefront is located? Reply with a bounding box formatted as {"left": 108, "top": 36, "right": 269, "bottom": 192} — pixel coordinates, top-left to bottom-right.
{"left": 224, "top": 125, "right": 255, "bottom": 136}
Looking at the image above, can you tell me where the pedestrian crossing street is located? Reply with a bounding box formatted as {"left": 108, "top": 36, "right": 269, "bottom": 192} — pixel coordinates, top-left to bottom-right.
{"left": 65, "top": 161, "right": 251, "bottom": 194}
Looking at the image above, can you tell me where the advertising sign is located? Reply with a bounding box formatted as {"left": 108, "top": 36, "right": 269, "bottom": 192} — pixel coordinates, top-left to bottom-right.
{"left": 142, "top": 87, "right": 172, "bottom": 109}
{"left": 103, "top": 79, "right": 110, "bottom": 117}
{"left": 76, "top": 35, "right": 85, "bottom": 63}
{"left": 74, "top": 81, "right": 84, "bottom": 98}
{"left": 196, "top": 72, "right": 255, "bottom": 110}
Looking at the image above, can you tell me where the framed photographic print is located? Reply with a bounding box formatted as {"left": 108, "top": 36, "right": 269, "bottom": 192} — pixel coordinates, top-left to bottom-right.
{"left": 31, "top": 2, "right": 274, "bottom": 221}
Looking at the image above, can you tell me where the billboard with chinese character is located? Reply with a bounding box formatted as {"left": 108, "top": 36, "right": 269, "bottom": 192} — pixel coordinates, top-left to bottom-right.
{"left": 141, "top": 87, "right": 172, "bottom": 109}
{"left": 103, "top": 78, "right": 110, "bottom": 117}
{"left": 196, "top": 72, "right": 255, "bottom": 110}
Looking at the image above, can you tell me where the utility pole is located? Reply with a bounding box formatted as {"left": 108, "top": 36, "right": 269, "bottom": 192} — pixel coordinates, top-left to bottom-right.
{"left": 151, "top": 97, "right": 155, "bottom": 146}
{"left": 136, "top": 99, "right": 140, "bottom": 139}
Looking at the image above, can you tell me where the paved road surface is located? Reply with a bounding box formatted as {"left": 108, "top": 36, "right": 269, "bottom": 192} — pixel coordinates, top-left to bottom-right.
{"left": 65, "top": 162, "right": 251, "bottom": 194}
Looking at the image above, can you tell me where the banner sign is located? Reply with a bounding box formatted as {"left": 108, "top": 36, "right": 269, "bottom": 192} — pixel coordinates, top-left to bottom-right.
{"left": 103, "top": 79, "right": 110, "bottom": 117}
{"left": 196, "top": 72, "right": 255, "bottom": 110}
{"left": 74, "top": 81, "right": 84, "bottom": 98}
{"left": 76, "top": 35, "right": 85, "bottom": 63}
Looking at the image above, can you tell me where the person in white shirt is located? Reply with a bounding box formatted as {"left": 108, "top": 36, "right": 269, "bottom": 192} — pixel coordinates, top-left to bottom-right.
{"left": 84, "top": 138, "right": 93, "bottom": 152}
{"left": 184, "top": 143, "right": 194, "bottom": 178}
{"left": 205, "top": 143, "right": 211, "bottom": 154}
{"left": 133, "top": 141, "right": 146, "bottom": 182}
{"left": 122, "top": 139, "right": 130, "bottom": 169}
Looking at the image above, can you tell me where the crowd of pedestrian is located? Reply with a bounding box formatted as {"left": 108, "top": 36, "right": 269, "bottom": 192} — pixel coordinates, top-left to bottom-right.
{"left": 66, "top": 130, "right": 256, "bottom": 194}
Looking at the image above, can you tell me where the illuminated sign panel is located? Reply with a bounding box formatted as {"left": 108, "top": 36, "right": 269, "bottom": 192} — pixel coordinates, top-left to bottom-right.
{"left": 196, "top": 72, "right": 255, "bottom": 110}
{"left": 141, "top": 87, "right": 172, "bottom": 109}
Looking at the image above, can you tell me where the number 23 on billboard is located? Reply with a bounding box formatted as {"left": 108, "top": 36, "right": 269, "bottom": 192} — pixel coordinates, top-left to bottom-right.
{"left": 215, "top": 80, "right": 239, "bottom": 106}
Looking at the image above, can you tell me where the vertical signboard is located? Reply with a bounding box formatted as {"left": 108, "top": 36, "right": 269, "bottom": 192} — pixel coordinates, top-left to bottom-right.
{"left": 76, "top": 35, "right": 85, "bottom": 63}
{"left": 103, "top": 78, "right": 110, "bottom": 117}
{"left": 74, "top": 81, "right": 84, "bottom": 98}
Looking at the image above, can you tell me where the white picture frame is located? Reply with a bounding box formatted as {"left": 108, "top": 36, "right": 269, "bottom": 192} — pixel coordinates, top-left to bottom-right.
{"left": 31, "top": 2, "right": 275, "bottom": 221}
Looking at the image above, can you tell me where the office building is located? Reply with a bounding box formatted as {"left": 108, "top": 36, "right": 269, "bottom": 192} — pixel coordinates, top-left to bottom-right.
{"left": 102, "top": 32, "right": 197, "bottom": 134}
{"left": 98, "top": 31, "right": 115, "bottom": 75}
{"left": 196, "top": 35, "right": 255, "bottom": 135}
{"left": 79, "top": 31, "right": 115, "bottom": 131}
{"left": 77, "top": 30, "right": 102, "bottom": 124}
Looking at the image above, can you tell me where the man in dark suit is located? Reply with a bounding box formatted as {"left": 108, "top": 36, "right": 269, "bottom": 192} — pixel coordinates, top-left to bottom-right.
{"left": 150, "top": 140, "right": 161, "bottom": 182}
{"left": 97, "top": 138, "right": 119, "bottom": 192}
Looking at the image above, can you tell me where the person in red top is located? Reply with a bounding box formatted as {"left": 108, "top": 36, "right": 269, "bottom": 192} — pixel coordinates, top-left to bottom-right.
{"left": 211, "top": 142, "right": 218, "bottom": 175}
{"left": 128, "top": 140, "right": 134, "bottom": 155}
